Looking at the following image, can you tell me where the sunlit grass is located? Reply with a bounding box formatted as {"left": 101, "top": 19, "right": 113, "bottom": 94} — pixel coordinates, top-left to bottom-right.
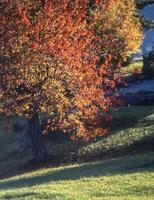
{"left": 77, "top": 106, "right": 154, "bottom": 160}
{"left": 0, "top": 152, "right": 154, "bottom": 200}
{"left": 0, "top": 106, "right": 154, "bottom": 199}
{"left": 121, "top": 61, "right": 143, "bottom": 74}
{"left": 0, "top": 106, "right": 154, "bottom": 177}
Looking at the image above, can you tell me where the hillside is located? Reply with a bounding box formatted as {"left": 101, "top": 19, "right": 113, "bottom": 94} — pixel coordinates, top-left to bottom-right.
{"left": 0, "top": 106, "right": 154, "bottom": 199}
{"left": 0, "top": 106, "right": 154, "bottom": 176}
{"left": 0, "top": 152, "right": 154, "bottom": 199}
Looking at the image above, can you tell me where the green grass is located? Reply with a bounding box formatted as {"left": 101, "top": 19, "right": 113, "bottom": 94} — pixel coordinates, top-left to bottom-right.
{"left": 0, "top": 106, "right": 154, "bottom": 199}
{"left": 0, "top": 106, "right": 154, "bottom": 177}
{"left": 45, "top": 106, "right": 154, "bottom": 163}
{"left": 0, "top": 152, "right": 154, "bottom": 200}
{"left": 121, "top": 61, "right": 143, "bottom": 74}
{"left": 79, "top": 106, "right": 154, "bottom": 160}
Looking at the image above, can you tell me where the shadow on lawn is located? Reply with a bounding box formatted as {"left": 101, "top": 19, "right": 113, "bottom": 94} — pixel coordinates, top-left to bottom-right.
{"left": 2, "top": 192, "right": 65, "bottom": 200}
{"left": 0, "top": 152, "right": 154, "bottom": 190}
{"left": 2, "top": 192, "right": 36, "bottom": 200}
{"left": 0, "top": 107, "right": 153, "bottom": 185}
{"left": 108, "top": 106, "right": 154, "bottom": 133}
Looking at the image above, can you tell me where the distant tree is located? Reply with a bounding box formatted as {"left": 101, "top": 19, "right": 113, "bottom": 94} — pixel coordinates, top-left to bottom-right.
{"left": 136, "top": 0, "right": 154, "bottom": 9}
{"left": 95, "top": 0, "right": 142, "bottom": 59}
{"left": 136, "top": 0, "right": 154, "bottom": 30}
{"left": 0, "top": 0, "right": 141, "bottom": 162}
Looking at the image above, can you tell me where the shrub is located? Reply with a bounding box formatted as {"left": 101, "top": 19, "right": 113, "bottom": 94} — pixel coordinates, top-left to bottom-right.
{"left": 143, "top": 49, "right": 154, "bottom": 77}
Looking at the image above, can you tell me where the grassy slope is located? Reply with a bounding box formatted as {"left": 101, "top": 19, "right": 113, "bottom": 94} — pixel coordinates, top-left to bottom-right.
{"left": 120, "top": 61, "right": 143, "bottom": 74}
{"left": 0, "top": 152, "right": 154, "bottom": 200}
{"left": 0, "top": 106, "right": 154, "bottom": 199}
{"left": 79, "top": 106, "right": 154, "bottom": 160}
{"left": 0, "top": 106, "right": 154, "bottom": 175}
{"left": 45, "top": 106, "right": 154, "bottom": 163}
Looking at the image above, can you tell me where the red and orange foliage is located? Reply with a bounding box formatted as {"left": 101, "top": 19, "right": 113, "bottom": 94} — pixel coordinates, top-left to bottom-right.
{"left": 0, "top": 0, "right": 141, "bottom": 141}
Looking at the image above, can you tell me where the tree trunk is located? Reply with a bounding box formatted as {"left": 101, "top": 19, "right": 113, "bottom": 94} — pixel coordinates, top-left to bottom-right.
{"left": 28, "top": 112, "right": 47, "bottom": 163}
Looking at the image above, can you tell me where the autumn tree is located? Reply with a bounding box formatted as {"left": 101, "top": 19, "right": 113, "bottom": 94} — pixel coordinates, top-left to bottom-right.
{"left": 0, "top": 0, "right": 141, "bottom": 162}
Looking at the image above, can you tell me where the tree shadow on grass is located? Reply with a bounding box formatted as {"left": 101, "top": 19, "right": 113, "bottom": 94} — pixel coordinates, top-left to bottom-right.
{"left": 0, "top": 152, "right": 154, "bottom": 190}
{"left": 2, "top": 192, "right": 36, "bottom": 200}
{"left": 2, "top": 192, "right": 64, "bottom": 200}
{"left": 108, "top": 106, "right": 154, "bottom": 133}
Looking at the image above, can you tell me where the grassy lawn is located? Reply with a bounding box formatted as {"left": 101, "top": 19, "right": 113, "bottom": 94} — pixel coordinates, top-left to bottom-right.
{"left": 0, "top": 106, "right": 154, "bottom": 199}
{"left": 120, "top": 61, "right": 143, "bottom": 74}
{"left": 0, "top": 152, "right": 154, "bottom": 200}
{"left": 80, "top": 106, "right": 154, "bottom": 160}
{"left": 45, "top": 106, "right": 154, "bottom": 163}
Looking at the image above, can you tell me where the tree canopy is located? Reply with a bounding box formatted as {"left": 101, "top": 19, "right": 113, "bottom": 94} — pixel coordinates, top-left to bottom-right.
{"left": 0, "top": 0, "right": 141, "bottom": 143}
